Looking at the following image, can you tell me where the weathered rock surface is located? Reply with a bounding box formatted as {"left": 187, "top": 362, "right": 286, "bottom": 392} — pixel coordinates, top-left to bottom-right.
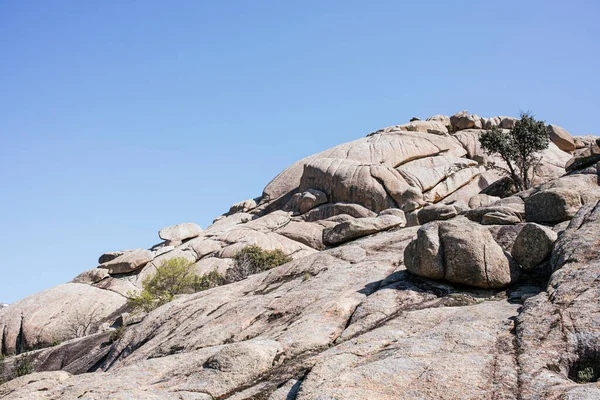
{"left": 298, "top": 188, "right": 327, "bottom": 214}
{"left": 323, "top": 215, "right": 405, "bottom": 246}
{"left": 511, "top": 223, "right": 557, "bottom": 270}
{"left": 98, "top": 250, "right": 129, "bottom": 264}
{"left": 566, "top": 141, "right": 600, "bottom": 172}
{"left": 0, "top": 283, "right": 126, "bottom": 355}
{"left": 516, "top": 202, "right": 600, "bottom": 399}
{"left": 547, "top": 124, "right": 576, "bottom": 152}
{"left": 468, "top": 193, "right": 500, "bottom": 208}
{"left": 98, "top": 248, "right": 154, "bottom": 274}
{"left": 3, "top": 112, "right": 599, "bottom": 399}
{"left": 227, "top": 198, "right": 258, "bottom": 215}
{"left": 450, "top": 110, "right": 482, "bottom": 130}
{"left": 464, "top": 205, "right": 523, "bottom": 225}
{"left": 158, "top": 222, "right": 203, "bottom": 242}
{"left": 525, "top": 188, "right": 582, "bottom": 224}
{"left": 71, "top": 268, "right": 109, "bottom": 284}
{"left": 404, "top": 219, "right": 516, "bottom": 288}
{"left": 417, "top": 202, "right": 460, "bottom": 224}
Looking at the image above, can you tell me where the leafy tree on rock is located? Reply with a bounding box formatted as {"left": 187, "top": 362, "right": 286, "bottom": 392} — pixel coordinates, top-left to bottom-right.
{"left": 480, "top": 112, "right": 550, "bottom": 191}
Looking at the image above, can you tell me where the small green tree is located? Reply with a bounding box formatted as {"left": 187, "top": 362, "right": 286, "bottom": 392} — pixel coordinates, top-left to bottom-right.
{"left": 479, "top": 112, "right": 550, "bottom": 191}
{"left": 127, "top": 257, "right": 224, "bottom": 313}
{"left": 227, "top": 245, "right": 292, "bottom": 282}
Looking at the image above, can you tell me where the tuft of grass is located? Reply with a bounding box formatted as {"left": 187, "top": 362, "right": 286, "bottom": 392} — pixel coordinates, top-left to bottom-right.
{"left": 577, "top": 366, "right": 597, "bottom": 383}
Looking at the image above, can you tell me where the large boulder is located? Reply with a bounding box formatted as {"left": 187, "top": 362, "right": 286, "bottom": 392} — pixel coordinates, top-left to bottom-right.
{"left": 511, "top": 223, "right": 557, "bottom": 270}
{"left": 226, "top": 199, "right": 257, "bottom": 215}
{"left": 300, "top": 158, "right": 423, "bottom": 213}
{"left": 97, "top": 248, "right": 154, "bottom": 274}
{"left": 404, "top": 219, "right": 516, "bottom": 288}
{"left": 525, "top": 188, "right": 582, "bottom": 224}
{"left": 395, "top": 120, "right": 448, "bottom": 135}
{"left": 450, "top": 110, "right": 481, "bottom": 130}
{"left": 547, "top": 124, "right": 576, "bottom": 152}
{"left": 261, "top": 130, "right": 468, "bottom": 209}
{"left": 158, "top": 222, "right": 203, "bottom": 242}
{"left": 98, "top": 250, "right": 130, "bottom": 264}
{"left": 417, "top": 202, "right": 466, "bottom": 224}
{"left": 0, "top": 284, "right": 126, "bottom": 355}
{"left": 426, "top": 114, "right": 451, "bottom": 126}
{"left": 500, "top": 116, "right": 518, "bottom": 129}
{"left": 463, "top": 205, "right": 523, "bottom": 225}
{"left": 565, "top": 141, "right": 600, "bottom": 172}
{"left": 323, "top": 215, "right": 405, "bottom": 246}
{"left": 71, "top": 268, "right": 109, "bottom": 285}
{"left": 468, "top": 193, "right": 501, "bottom": 209}
{"left": 298, "top": 188, "right": 328, "bottom": 214}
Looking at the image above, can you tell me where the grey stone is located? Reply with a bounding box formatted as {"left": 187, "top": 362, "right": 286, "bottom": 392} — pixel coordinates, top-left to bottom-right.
{"left": 525, "top": 188, "right": 582, "bottom": 224}
{"left": 98, "top": 248, "right": 154, "bottom": 274}
{"left": 511, "top": 223, "right": 557, "bottom": 270}
{"left": 158, "top": 222, "right": 203, "bottom": 242}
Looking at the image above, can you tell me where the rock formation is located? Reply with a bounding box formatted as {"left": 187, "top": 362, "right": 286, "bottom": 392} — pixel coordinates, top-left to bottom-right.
{"left": 1, "top": 111, "right": 599, "bottom": 399}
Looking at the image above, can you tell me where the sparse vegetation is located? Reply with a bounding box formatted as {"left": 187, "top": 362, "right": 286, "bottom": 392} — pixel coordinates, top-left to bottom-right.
{"left": 404, "top": 124, "right": 418, "bottom": 132}
{"left": 480, "top": 112, "right": 550, "bottom": 191}
{"left": 14, "top": 354, "right": 33, "bottom": 378}
{"left": 577, "top": 366, "right": 596, "bottom": 383}
{"left": 127, "top": 257, "right": 226, "bottom": 313}
{"left": 66, "top": 307, "right": 101, "bottom": 338}
{"left": 226, "top": 245, "right": 292, "bottom": 282}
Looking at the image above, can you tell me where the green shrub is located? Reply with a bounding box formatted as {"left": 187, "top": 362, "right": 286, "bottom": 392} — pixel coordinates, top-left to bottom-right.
{"left": 127, "top": 257, "right": 226, "bottom": 313}
{"left": 193, "top": 269, "right": 227, "bottom": 291}
{"left": 404, "top": 125, "right": 418, "bottom": 132}
{"left": 14, "top": 354, "right": 33, "bottom": 378}
{"left": 227, "top": 245, "right": 292, "bottom": 282}
{"left": 577, "top": 366, "right": 596, "bottom": 383}
{"left": 480, "top": 112, "right": 550, "bottom": 191}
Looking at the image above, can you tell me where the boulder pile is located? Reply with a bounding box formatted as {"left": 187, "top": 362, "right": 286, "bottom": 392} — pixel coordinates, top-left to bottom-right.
{"left": 1, "top": 111, "right": 599, "bottom": 399}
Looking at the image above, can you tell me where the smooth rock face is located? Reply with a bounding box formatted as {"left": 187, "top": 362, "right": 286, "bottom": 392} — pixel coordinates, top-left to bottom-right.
{"left": 158, "top": 222, "right": 203, "bottom": 242}
{"left": 0, "top": 283, "right": 126, "bottom": 355}
{"left": 417, "top": 203, "right": 459, "bottom": 224}
{"left": 98, "top": 248, "right": 154, "bottom": 274}
{"left": 323, "top": 215, "right": 405, "bottom": 246}
{"left": 517, "top": 202, "right": 600, "bottom": 399}
{"left": 405, "top": 219, "right": 515, "bottom": 288}
{"left": 511, "top": 223, "right": 557, "bottom": 270}
{"left": 547, "top": 124, "right": 576, "bottom": 152}
{"left": 525, "top": 188, "right": 582, "bottom": 224}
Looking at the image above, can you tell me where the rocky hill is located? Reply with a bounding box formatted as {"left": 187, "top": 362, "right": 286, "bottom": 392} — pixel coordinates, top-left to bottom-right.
{"left": 1, "top": 111, "right": 599, "bottom": 399}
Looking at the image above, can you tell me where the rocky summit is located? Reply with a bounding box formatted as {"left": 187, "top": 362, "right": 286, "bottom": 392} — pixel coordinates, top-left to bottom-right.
{"left": 1, "top": 111, "right": 600, "bottom": 399}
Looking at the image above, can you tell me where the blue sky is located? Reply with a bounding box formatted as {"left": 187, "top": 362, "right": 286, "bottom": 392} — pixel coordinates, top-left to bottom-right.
{"left": 1, "top": 1, "right": 598, "bottom": 303}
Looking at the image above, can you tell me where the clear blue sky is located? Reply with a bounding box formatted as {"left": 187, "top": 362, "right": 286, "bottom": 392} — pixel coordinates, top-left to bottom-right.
{"left": 1, "top": 1, "right": 598, "bottom": 303}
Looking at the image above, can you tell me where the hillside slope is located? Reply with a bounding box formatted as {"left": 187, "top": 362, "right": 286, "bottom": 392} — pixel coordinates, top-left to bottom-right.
{"left": 1, "top": 111, "right": 600, "bottom": 399}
